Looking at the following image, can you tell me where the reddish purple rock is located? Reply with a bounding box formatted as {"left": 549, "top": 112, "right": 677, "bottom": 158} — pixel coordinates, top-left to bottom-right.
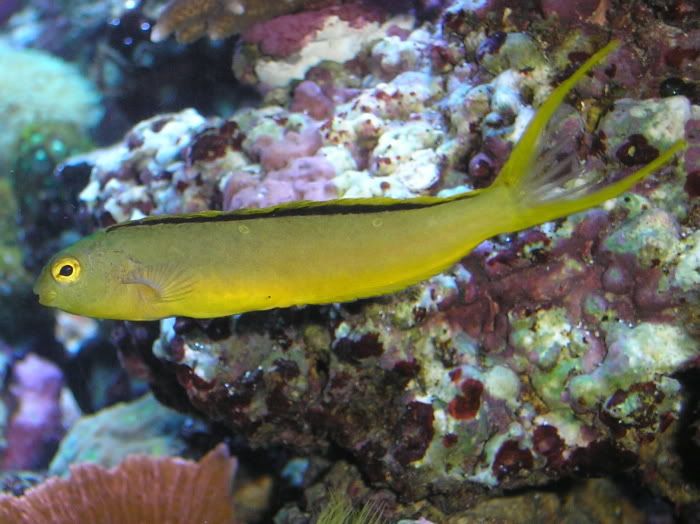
{"left": 1, "top": 355, "right": 65, "bottom": 470}
{"left": 242, "top": 2, "right": 386, "bottom": 58}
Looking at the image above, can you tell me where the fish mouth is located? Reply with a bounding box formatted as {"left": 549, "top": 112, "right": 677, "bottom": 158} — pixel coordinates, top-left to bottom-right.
{"left": 33, "top": 282, "right": 57, "bottom": 305}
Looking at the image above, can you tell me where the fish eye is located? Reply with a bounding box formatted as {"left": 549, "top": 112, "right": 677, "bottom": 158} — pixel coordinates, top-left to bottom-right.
{"left": 51, "top": 257, "right": 81, "bottom": 283}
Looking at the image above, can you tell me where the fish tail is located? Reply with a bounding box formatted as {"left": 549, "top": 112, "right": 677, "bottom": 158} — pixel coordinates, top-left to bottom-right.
{"left": 490, "top": 39, "right": 687, "bottom": 228}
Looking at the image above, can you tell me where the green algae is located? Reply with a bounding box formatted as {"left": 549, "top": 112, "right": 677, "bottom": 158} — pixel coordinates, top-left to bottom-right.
{"left": 603, "top": 208, "right": 680, "bottom": 268}
{"left": 0, "top": 178, "right": 26, "bottom": 291}
{"left": 315, "top": 491, "right": 385, "bottom": 524}
{"left": 479, "top": 33, "right": 546, "bottom": 75}
{"left": 49, "top": 393, "right": 191, "bottom": 476}
{"left": 600, "top": 96, "right": 691, "bottom": 152}
{"left": 671, "top": 230, "right": 700, "bottom": 292}
{"left": 567, "top": 322, "right": 697, "bottom": 407}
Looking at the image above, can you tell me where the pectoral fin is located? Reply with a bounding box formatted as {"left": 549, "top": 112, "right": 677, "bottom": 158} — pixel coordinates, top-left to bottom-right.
{"left": 123, "top": 262, "right": 196, "bottom": 304}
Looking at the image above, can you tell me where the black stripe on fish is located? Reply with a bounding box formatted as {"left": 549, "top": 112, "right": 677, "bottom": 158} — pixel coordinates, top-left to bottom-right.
{"left": 105, "top": 194, "right": 476, "bottom": 232}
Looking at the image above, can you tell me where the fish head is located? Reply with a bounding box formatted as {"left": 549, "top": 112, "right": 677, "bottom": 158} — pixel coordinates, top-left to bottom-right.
{"left": 33, "top": 231, "right": 141, "bottom": 320}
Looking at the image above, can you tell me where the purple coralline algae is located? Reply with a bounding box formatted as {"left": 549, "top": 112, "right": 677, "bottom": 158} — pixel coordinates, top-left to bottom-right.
{"left": 0, "top": 353, "right": 79, "bottom": 471}
{"left": 46, "top": 0, "right": 699, "bottom": 518}
{"left": 236, "top": 3, "right": 413, "bottom": 88}
{"left": 0, "top": 0, "right": 21, "bottom": 27}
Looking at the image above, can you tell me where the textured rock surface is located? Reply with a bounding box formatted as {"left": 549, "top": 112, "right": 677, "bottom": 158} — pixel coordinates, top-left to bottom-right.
{"left": 28, "top": 0, "right": 700, "bottom": 517}
{"left": 48, "top": 393, "right": 192, "bottom": 475}
{"left": 151, "top": 0, "right": 334, "bottom": 43}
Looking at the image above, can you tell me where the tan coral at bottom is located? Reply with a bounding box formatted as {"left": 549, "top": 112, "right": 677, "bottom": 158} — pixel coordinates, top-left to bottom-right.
{"left": 0, "top": 444, "right": 237, "bottom": 524}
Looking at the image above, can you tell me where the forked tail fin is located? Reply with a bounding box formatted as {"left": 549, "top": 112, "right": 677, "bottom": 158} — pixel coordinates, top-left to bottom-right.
{"left": 491, "top": 40, "right": 687, "bottom": 228}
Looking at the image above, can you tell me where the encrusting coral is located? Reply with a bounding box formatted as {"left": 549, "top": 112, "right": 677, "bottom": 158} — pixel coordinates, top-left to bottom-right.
{"left": 151, "top": 0, "right": 327, "bottom": 43}
{"left": 0, "top": 444, "right": 238, "bottom": 524}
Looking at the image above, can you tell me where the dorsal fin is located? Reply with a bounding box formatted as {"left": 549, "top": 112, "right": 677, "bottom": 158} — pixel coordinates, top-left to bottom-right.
{"left": 105, "top": 191, "right": 486, "bottom": 232}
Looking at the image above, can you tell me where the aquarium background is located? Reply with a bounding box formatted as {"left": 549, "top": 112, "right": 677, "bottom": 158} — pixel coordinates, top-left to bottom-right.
{"left": 0, "top": 0, "right": 699, "bottom": 522}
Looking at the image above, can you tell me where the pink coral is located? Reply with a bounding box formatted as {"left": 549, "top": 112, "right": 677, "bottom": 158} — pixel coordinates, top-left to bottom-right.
{"left": 269, "top": 156, "right": 337, "bottom": 199}
{"left": 223, "top": 109, "right": 337, "bottom": 210}
{"left": 1, "top": 354, "right": 65, "bottom": 470}
{"left": 253, "top": 127, "right": 323, "bottom": 171}
{"left": 242, "top": 11, "right": 327, "bottom": 58}
{"left": 242, "top": 2, "right": 385, "bottom": 58}
{"left": 291, "top": 81, "right": 336, "bottom": 120}
{"left": 222, "top": 156, "right": 336, "bottom": 209}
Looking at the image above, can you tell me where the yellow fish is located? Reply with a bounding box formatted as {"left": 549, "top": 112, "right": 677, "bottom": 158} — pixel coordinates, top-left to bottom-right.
{"left": 34, "top": 41, "right": 686, "bottom": 321}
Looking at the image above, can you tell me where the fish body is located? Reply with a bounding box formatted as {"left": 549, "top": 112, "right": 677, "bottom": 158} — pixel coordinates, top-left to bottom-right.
{"left": 34, "top": 42, "right": 686, "bottom": 321}
{"left": 38, "top": 191, "right": 507, "bottom": 320}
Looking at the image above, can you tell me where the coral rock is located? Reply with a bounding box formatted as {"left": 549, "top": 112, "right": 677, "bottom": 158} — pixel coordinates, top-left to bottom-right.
{"left": 242, "top": 3, "right": 386, "bottom": 58}
{"left": 539, "top": 0, "right": 607, "bottom": 25}
{"left": 55, "top": 0, "right": 700, "bottom": 512}
{"left": 236, "top": 4, "right": 414, "bottom": 87}
{"left": 48, "top": 393, "right": 191, "bottom": 476}
{"left": 152, "top": 0, "right": 327, "bottom": 43}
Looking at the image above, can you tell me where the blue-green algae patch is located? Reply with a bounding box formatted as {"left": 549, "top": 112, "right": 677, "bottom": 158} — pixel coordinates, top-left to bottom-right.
{"left": 49, "top": 394, "right": 191, "bottom": 476}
